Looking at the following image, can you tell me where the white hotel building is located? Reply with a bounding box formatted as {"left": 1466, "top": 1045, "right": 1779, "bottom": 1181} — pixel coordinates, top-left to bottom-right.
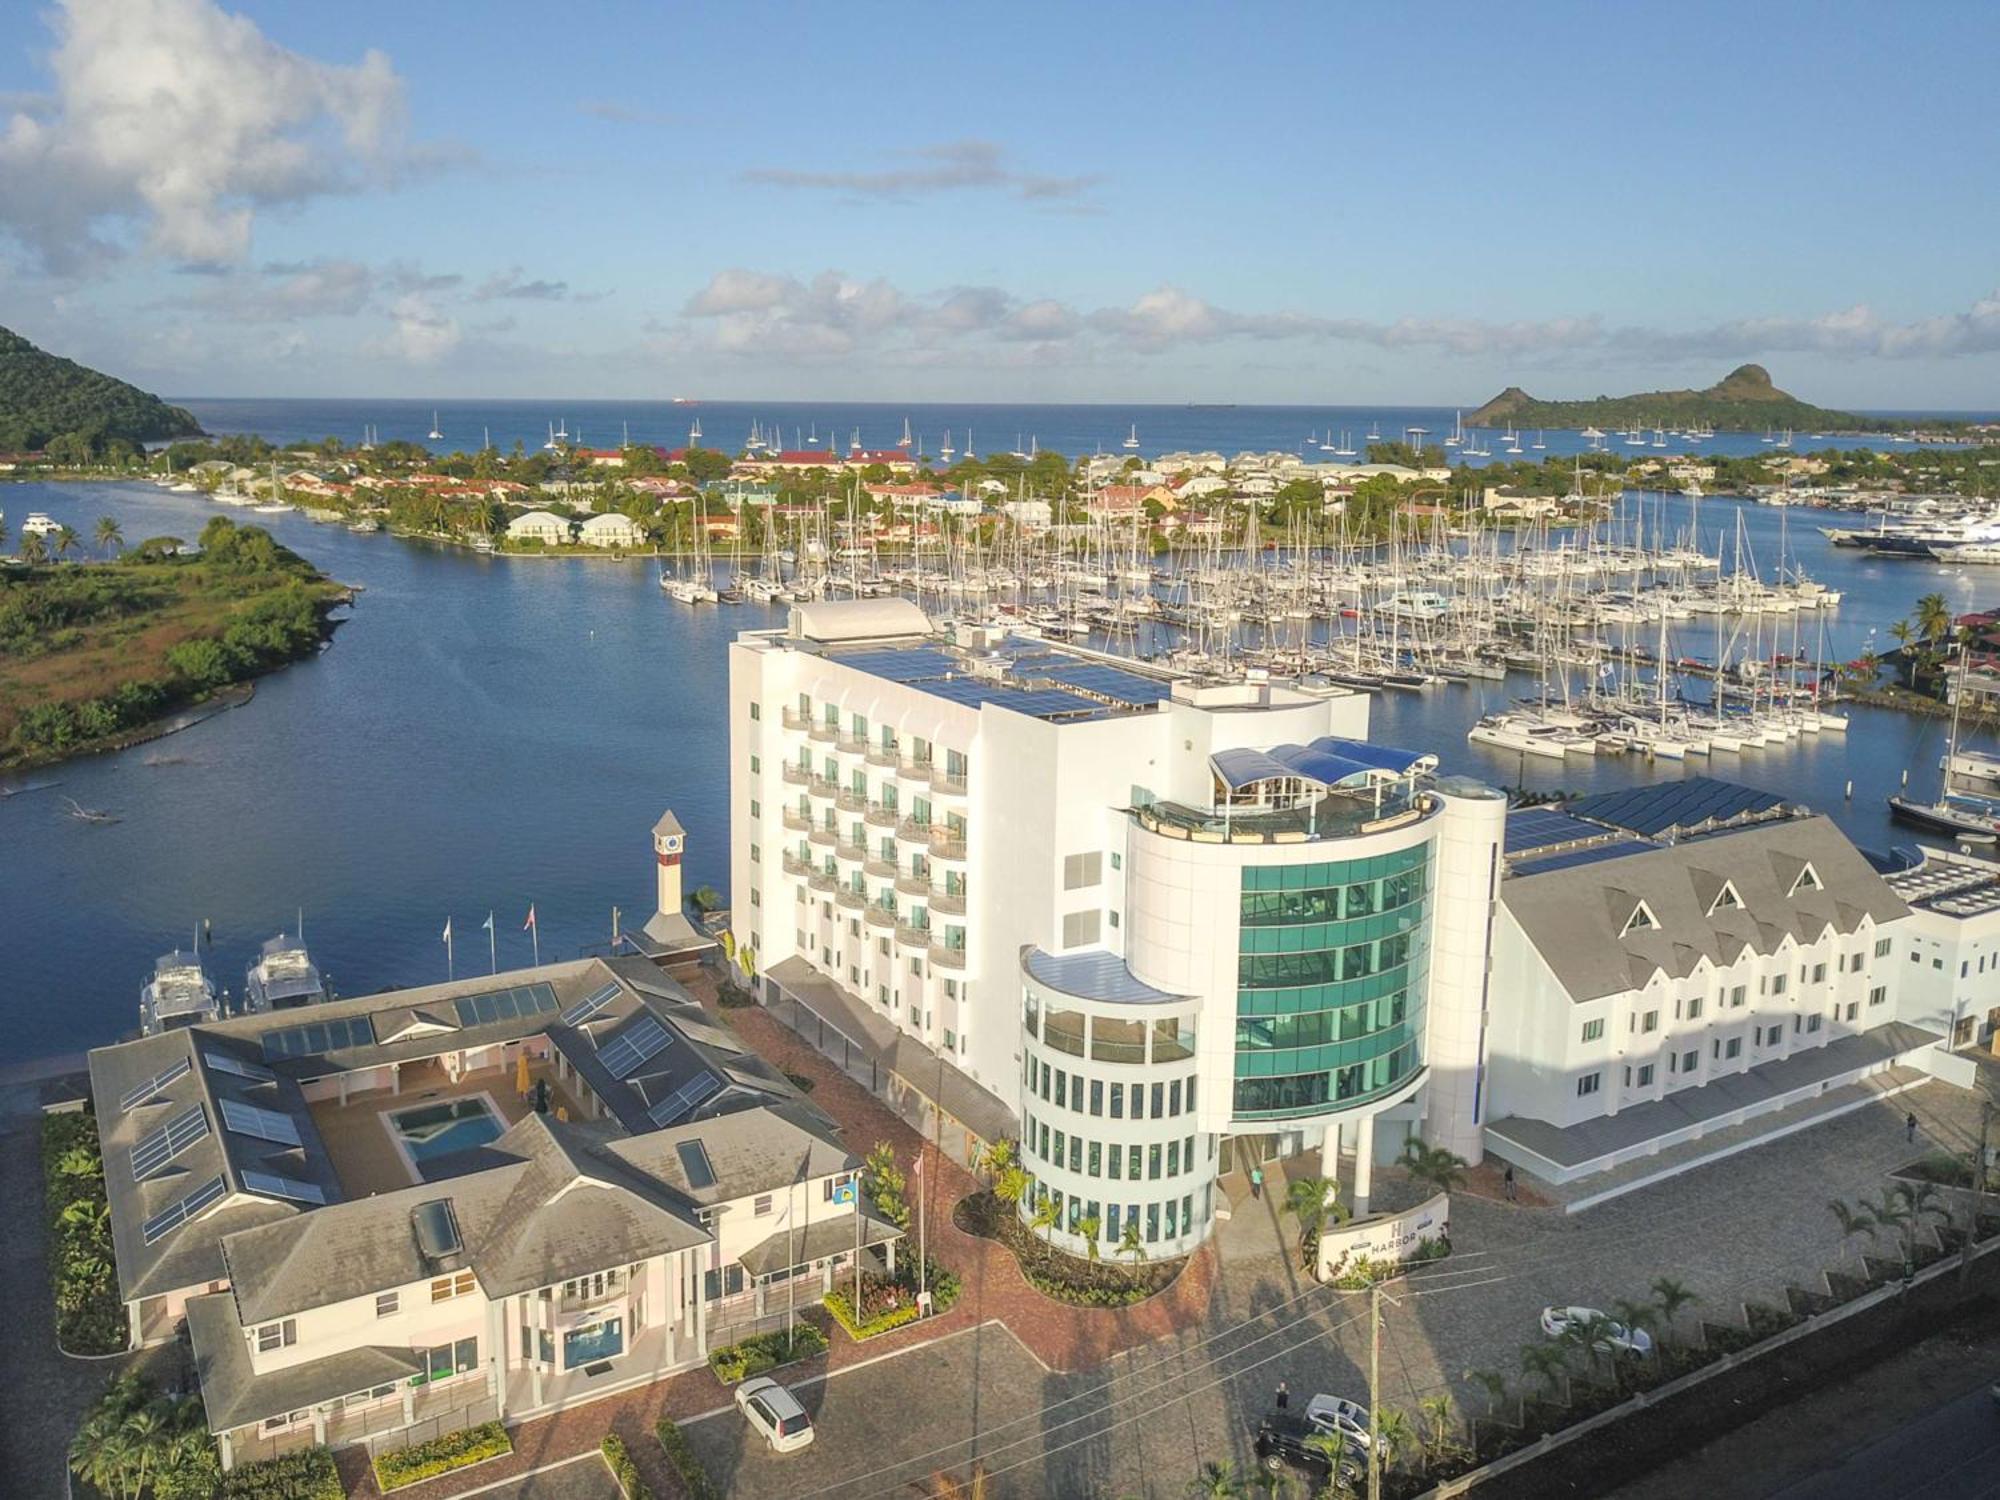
{"left": 729, "top": 600, "right": 1501, "bottom": 1258}
{"left": 730, "top": 603, "right": 1978, "bottom": 1244}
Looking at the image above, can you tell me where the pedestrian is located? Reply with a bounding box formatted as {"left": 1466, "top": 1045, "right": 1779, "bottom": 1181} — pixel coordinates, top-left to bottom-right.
{"left": 1907, "top": 1111, "right": 1919, "bottom": 1143}
{"left": 1250, "top": 1165, "right": 1264, "bottom": 1200}
{"left": 1276, "top": 1380, "right": 1290, "bottom": 1411}
{"left": 1503, "top": 1164, "right": 1517, "bottom": 1202}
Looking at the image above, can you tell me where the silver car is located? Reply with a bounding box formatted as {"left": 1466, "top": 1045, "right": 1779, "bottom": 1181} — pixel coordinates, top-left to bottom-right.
{"left": 735, "top": 1376, "right": 815, "bottom": 1453}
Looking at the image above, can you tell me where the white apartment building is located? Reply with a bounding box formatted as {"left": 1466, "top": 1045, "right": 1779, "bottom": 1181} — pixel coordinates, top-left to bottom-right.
{"left": 1884, "top": 847, "right": 2000, "bottom": 1051}
{"left": 731, "top": 600, "right": 1503, "bottom": 1258}
{"left": 1483, "top": 787, "right": 1970, "bottom": 1198}
{"left": 88, "top": 955, "right": 897, "bottom": 1470}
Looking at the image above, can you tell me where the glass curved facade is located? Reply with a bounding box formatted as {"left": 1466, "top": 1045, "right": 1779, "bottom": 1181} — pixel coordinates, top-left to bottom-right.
{"left": 1232, "top": 844, "right": 1430, "bottom": 1118}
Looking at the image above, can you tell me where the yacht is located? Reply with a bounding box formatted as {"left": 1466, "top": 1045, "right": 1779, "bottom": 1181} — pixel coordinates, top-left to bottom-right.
{"left": 243, "top": 932, "right": 330, "bottom": 1013}
{"left": 141, "top": 949, "right": 222, "bottom": 1036}
{"left": 427, "top": 411, "right": 443, "bottom": 441}
{"left": 660, "top": 573, "right": 719, "bottom": 604}
{"left": 21, "top": 512, "right": 59, "bottom": 537}
{"left": 1123, "top": 424, "right": 1140, "bottom": 451}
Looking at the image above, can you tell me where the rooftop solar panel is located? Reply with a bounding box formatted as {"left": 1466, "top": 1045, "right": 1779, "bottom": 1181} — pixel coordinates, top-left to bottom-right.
{"left": 219, "top": 1097, "right": 303, "bottom": 1147}
{"left": 241, "top": 1170, "right": 327, "bottom": 1205}
{"left": 648, "top": 1070, "right": 722, "bottom": 1128}
{"left": 1504, "top": 808, "right": 1611, "bottom": 855}
{"left": 130, "top": 1104, "right": 210, "bottom": 1179}
{"left": 1509, "top": 839, "right": 1656, "bottom": 876}
{"left": 830, "top": 647, "right": 960, "bottom": 682}
{"left": 261, "top": 1015, "right": 376, "bottom": 1061}
{"left": 120, "top": 1056, "right": 192, "bottom": 1110}
{"left": 1566, "top": 778, "right": 1789, "bottom": 838}
{"left": 203, "top": 1051, "right": 275, "bottom": 1084}
{"left": 560, "top": 982, "right": 622, "bottom": 1028}
{"left": 1039, "top": 663, "right": 1173, "bottom": 705}
{"left": 452, "top": 982, "right": 560, "bottom": 1028}
{"left": 596, "top": 1016, "right": 671, "bottom": 1078}
{"left": 141, "top": 1173, "right": 227, "bottom": 1245}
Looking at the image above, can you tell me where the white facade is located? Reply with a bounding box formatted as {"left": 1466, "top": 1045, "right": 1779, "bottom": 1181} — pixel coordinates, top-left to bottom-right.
{"left": 506, "top": 510, "right": 572, "bottom": 545}
{"left": 578, "top": 512, "right": 647, "bottom": 548}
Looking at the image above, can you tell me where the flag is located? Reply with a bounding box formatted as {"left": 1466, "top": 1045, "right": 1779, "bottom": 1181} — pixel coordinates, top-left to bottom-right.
{"left": 481, "top": 912, "right": 494, "bottom": 934}
{"left": 442, "top": 917, "right": 452, "bottom": 943}
{"left": 523, "top": 904, "right": 537, "bottom": 931}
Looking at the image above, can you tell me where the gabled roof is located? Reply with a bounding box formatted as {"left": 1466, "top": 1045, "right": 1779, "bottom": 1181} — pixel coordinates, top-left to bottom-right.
{"left": 1502, "top": 815, "right": 1909, "bottom": 1002}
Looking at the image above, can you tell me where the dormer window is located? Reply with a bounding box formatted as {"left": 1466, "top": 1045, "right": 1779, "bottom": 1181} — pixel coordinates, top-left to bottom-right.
{"left": 1707, "top": 881, "right": 1743, "bottom": 915}
{"left": 1789, "top": 864, "right": 1822, "bottom": 896}
{"left": 1621, "top": 901, "right": 1659, "bottom": 936}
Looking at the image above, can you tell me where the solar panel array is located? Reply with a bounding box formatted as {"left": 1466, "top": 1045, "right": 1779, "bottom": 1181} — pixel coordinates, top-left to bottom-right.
{"left": 1037, "top": 662, "right": 1172, "bottom": 706}
{"left": 1566, "top": 778, "right": 1791, "bottom": 838}
{"left": 203, "top": 1051, "right": 275, "bottom": 1084}
{"left": 219, "top": 1098, "right": 303, "bottom": 1147}
{"left": 828, "top": 647, "right": 960, "bottom": 682}
{"left": 141, "top": 1173, "right": 227, "bottom": 1245}
{"left": 261, "top": 1015, "right": 376, "bottom": 1061}
{"left": 826, "top": 637, "right": 1174, "bottom": 724}
{"left": 1510, "top": 839, "right": 1656, "bottom": 877}
{"left": 596, "top": 1016, "right": 671, "bottom": 1078}
{"left": 1504, "top": 808, "right": 1617, "bottom": 856}
{"left": 561, "top": 981, "right": 622, "bottom": 1028}
{"left": 119, "top": 1056, "right": 192, "bottom": 1110}
{"left": 242, "top": 1170, "right": 327, "bottom": 1205}
{"left": 648, "top": 1070, "right": 722, "bottom": 1128}
{"left": 675, "top": 1139, "right": 716, "bottom": 1189}
{"left": 453, "top": 982, "right": 560, "bottom": 1028}
{"left": 131, "top": 1105, "right": 211, "bottom": 1179}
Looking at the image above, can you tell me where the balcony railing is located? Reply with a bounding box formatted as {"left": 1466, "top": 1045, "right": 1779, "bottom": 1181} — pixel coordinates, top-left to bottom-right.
{"left": 807, "top": 776, "right": 838, "bottom": 799}
{"left": 929, "top": 888, "right": 967, "bottom": 915}
{"left": 930, "top": 942, "right": 967, "bottom": 970}
{"left": 835, "top": 887, "right": 865, "bottom": 910}
{"left": 781, "top": 852, "right": 811, "bottom": 876}
{"left": 808, "top": 826, "right": 836, "bottom": 846}
{"left": 809, "top": 721, "right": 837, "bottom": 742}
{"left": 865, "top": 744, "right": 900, "bottom": 767}
{"left": 781, "top": 762, "right": 810, "bottom": 785}
{"left": 865, "top": 803, "right": 900, "bottom": 828}
{"left": 900, "top": 759, "right": 935, "bottom": 784}
{"left": 896, "top": 923, "right": 933, "bottom": 949}
{"left": 864, "top": 903, "right": 897, "bottom": 928}
{"left": 781, "top": 708, "right": 811, "bottom": 731}
{"left": 834, "top": 841, "right": 866, "bottom": 863}
{"left": 836, "top": 732, "right": 867, "bottom": 753}
{"left": 897, "top": 816, "right": 932, "bottom": 842}
{"left": 933, "top": 771, "right": 970, "bottom": 795}
{"left": 895, "top": 874, "right": 932, "bottom": 899}
{"left": 835, "top": 789, "right": 869, "bottom": 813}
{"left": 781, "top": 809, "right": 811, "bottom": 831}
{"left": 808, "top": 871, "right": 837, "bottom": 893}
{"left": 864, "top": 855, "right": 898, "bottom": 879}
{"left": 929, "top": 830, "right": 968, "bottom": 860}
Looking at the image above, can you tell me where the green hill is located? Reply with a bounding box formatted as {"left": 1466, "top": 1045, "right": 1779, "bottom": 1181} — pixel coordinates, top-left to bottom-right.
{"left": 1466, "top": 365, "right": 1871, "bottom": 433}
{"left": 0, "top": 327, "right": 203, "bottom": 453}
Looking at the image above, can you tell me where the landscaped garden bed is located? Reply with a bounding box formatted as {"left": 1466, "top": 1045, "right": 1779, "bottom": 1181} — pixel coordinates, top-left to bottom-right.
{"left": 220, "top": 1445, "right": 342, "bottom": 1499}
{"left": 953, "top": 1190, "right": 1183, "bottom": 1307}
{"left": 600, "top": 1433, "right": 652, "bottom": 1500}
{"left": 824, "top": 1254, "right": 962, "bottom": 1339}
{"left": 43, "top": 1110, "right": 125, "bottom": 1355}
{"left": 708, "top": 1320, "right": 828, "bottom": 1382}
{"left": 373, "top": 1421, "right": 512, "bottom": 1491}
{"left": 656, "top": 1417, "right": 720, "bottom": 1500}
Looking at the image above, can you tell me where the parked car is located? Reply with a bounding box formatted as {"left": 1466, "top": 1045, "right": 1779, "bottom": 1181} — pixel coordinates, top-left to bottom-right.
{"left": 735, "top": 1376, "right": 815, "bottom": 1452}
{"left": 1254, "top": 1413, "right": 1357, "bottom": 1484}
{"left": 1540, "top": 1305, "right": 1653, "bottom": 1356}
{"left": 1304, "top": 1392, "right": 1372, "bottom": 1451}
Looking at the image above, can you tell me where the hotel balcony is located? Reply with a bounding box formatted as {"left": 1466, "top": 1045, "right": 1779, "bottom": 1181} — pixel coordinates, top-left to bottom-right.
{"left": 864, "top": 903, "right": 897, "bottom": 929}
{"left": 896, "top": 923, "right": 933, "bottom": 949}
{"left": 894, "top": 874, "right": 931, "bottom": 899}
{"left": 809, "top": 720, "right": 837, "bottom": 743}
{"left": 835, "top": 887, "right": 865, "bottom": 911}
{"left": 930, "top": 941, "right": 967, "bottom": 970}
{"left": 929, "top": 888, "right": 967, "bottom": 916}
{"left": 835, "top": 789, "right": 869, "bottom": 814}
{"left": 781, "top": 762, "right": 810, "bottom": 786}
{"left": 808, "top": 871, "right": 837, "bottom": 893}
{"left": 834, "top": 840, "right": 866, "bottom": 864}
{"left": 807, "top": 826, "right": 836, "bottom": 846}
{"left": 899, "top": 759, "right": 935, "bottom": 785}
{"left": 932, "top": 771, "right": 970, "bottom": 796}
{"left": 782, "top": 852, "right": 811, "bottom": 876}
{"left": 781, "top": 809, "right": 811, "bottom": 831}
{"left": 897, "top": 816, "right": 932, "bottom": 842}
{"left": 865, "top": 743, "right": 901, "bottom": 767}
{"left": 781, "top": 707, "right": 811, "bottom": 731}
{"left": 929, "top": 830, "right": 968, "bottom": 860}
{"left": 807, "top": 776, "right": 838, "bottom": 800}
{"left": 836, "top": 732, "right": 867, "bottom": 753}
{"left": 865, "top": 803, "right": 900, "bottom": 828}
{"left": 1135, "top": 786, "right": 1436, "bottom": 845}
{"left": 864, "top": 854, "right": 897, "bottom": 879}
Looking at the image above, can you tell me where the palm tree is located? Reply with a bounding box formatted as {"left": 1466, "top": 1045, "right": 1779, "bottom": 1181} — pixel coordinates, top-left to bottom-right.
{"left": 1186, "top": 1459, "right": 1247, "bottom": 1498}
{"left": 1306, "top": 1433, "right": 1360, "bottom": 1498}
{"left": 1399, "top": 1138, "right": 1469, "bottom": 1197}
{"left": 977, "top": 1137, "right": 1017, "bottom": 1180}
{"left": 993, "top": 1165, "right": 1030, "bottom": 1212}
{"left": 1918, "top": 591, "right": 1954, "bottom": 642}
{"left": 1562, "top": 1313, "right": 1619, "bottom": 1390}
{"left": 1828, "top": 1200, "right": 1877, "bottom": 1271}
{"left": 1372, "top": 1407, "right": 1415, "bottom": 1471}
{"left": 1894, "top": 1180, "right": 1949, "bottom": 1268}
{"left": 1246, "top": 1464, "right": 1291, "bottom": 1499}
{"left": 1119, "top": 1217, "right": 1147, "bottom": 1266}
{"left": 1649, "top": 1276, "right": 1700, "bottom": 1349}
{"left": 1416, "top": 1394, "right": 1461, "bottom": 1473}
{"left": 1608, "top": 1299, "right": 1660, "bottom": 1388}
{"left": 1029, "top": 1196, "right": 1060, "bottom": 1245}
{"left": 95, "top": 516, "right": 124, "bottom": 556}
{"left": 53, "top": 523, "right": 80, "bottom": 560}
{"left": 1870, "top": 1188, "right": 1914, "bottom": 1275}
{"left": 21, "top": 531, "right": 48, "bottom": 565}
{"left": 1079, "top": 1214, "right": 1102, "bottom": 1263}
{"left": 1283, "top": 1174, "right": 1340, "bottom": 1268}
{"left": 0, "top": 517, "right": 10, "bottom": 553}
{"left": 1466, "top": 1368, "right": 1511, "bottom": 1423}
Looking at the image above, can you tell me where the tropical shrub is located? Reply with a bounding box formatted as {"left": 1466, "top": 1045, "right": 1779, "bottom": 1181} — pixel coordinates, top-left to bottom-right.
{"left": 600, "top": 1433, "right": 651, "bottom": 1500}
{"left": 655, "top": 1417, "right": 721, "bottom": 1500}
{"left": 43, "top": 1110, "right": 124, "bottom": 1354}
{"left": 372, "top": 1421, "right": 512, "bottom": 1490}
{"left": 708, "top": 1321, "right": 828, "bottom": 1382}
{"left": 72, "top": 1374, "right": 220, "bottom": 1500}
{"left": 220, "top": 1445, "right": 343, "bottom": 1500}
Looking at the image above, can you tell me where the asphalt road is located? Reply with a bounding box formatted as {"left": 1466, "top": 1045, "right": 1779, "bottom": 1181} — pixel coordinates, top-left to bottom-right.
{"left": 1768, "top": 1382, "right": 2000, "bottom": 1500}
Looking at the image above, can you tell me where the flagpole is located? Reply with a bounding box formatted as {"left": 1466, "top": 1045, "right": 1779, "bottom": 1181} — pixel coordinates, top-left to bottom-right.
{"left": 444, "top": 919, "right": 454, "bottom": 981}
{"left": 487, "top": 912, "right": 497, "bottom": 974}
{"left": 527, "top": 903, "right": 540, "bottom": 967}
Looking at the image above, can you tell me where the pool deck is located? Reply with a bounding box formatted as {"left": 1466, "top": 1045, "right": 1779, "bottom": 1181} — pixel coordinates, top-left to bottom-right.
{"left": 308, "top": 1059, "right": 591, "bottom": 1196}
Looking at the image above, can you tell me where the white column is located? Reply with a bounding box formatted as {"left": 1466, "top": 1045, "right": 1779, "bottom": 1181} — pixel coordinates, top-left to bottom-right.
{"left": 217, "top": 1431, "right": 235, "bottom": 1473}
{"left": 487, "top": 1299, "right": 507, "bottom": 1418}
{"left": 1352, "top": 1113, "right": 1375, "bottom": 1217}
{"left": 1423, "top": 784, "right": 1507, "bottom": 1164}
{"left": 1320, "top": 1119, "right": 1340, "bottom": 1180}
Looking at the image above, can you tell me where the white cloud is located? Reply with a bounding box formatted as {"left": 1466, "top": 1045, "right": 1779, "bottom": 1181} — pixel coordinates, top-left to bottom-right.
{"left": 474, "top": 267, "right": 571, "bottom": 302}
{"left": 0, "top": 0, "right": 414, "bottom": 269}
{"left": 744, "top": 139, "right": 1097, "bottom": 203}
{"left": 377, "top": 293, "right": 460, "bottom": 363}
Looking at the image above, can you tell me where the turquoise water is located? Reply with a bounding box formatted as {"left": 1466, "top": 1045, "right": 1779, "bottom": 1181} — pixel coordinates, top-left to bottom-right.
{"left": 4, "top": 479, "right": 1998, "bottom": 1067}
{"left": 391, "top": 1097, "right": 505, "bottom": 1160}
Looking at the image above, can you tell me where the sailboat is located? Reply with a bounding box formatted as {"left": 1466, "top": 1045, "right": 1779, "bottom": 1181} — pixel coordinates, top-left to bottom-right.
{"left": 1122, "top": 424, "right": 1139, "bottom": 451}
{"left": 1532, "top": 429, "right": 1546, "bottom": 450}
{"left": 689, "top": 417, "right": 703, "bottom": 445}
{"left": 543, "top": 422, "right": 559, "bottom": 451}
{"left": 1333, "top": 431, "right": 1356, "bottom": 458}
{"left": 939, "top": 430, "right": 956, "bottom": 461}
{"left": 899, "top": 417, "right": 914, "bottom": 450}
{"left": 1889, "top": 646, "right": 2000, "bottom": 842}
{"left": 427, "top": 411, "right": 443, "bottom": 440}
{"left": 555, "top": 417, "right": 569, "bottom": 441}
{"left": 1445, "top": 411, "right": 1463, "bottom": 448}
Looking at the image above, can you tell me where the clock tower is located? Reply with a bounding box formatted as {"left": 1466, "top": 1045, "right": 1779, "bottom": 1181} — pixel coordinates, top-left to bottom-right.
{"left": 652, "top": 810, "right": 686, "bottom": 926}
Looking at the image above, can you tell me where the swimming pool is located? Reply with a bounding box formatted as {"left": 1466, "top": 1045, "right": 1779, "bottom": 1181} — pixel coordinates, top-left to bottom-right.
{"left": 389, "top": 1096, "right": 505, "bottom": 1162}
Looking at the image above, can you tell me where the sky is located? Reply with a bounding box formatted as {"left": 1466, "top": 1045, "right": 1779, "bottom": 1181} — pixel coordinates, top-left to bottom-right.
{"left": 2, "top": 0, "right": 1998, "bottom": 408}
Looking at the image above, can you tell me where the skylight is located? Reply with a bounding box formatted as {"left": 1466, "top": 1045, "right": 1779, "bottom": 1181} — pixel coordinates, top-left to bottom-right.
{"left": 675, "top": 1139, "right": 716, "bottom": 1190}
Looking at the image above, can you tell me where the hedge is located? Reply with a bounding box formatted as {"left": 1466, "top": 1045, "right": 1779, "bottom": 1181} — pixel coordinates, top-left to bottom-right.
{"left": 220, "top": 1445, "right": 343, "bottom": 1500}
{"left": 823, "top": 1287, "right": 921, "bottom": 1340}
{"left": 600, "top": 1433, "right": 652, "bottom": 1500}
{"left": 373, "top": 1421, "right": 512, "bottom": 1491}
{"left": 655, "top": 1416, "right": 720, "bottom": 1500}
{"left": 708, "top": 1322, "right": 828, "bottom": 1383}
{"left": 42, "top": 1111, "right": 126, "bottom": 1354}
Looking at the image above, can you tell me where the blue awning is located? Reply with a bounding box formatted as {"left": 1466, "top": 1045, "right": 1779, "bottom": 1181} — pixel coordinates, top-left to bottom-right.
{"left": 1211, "top": 736, "right": 1435, "bottom": 792}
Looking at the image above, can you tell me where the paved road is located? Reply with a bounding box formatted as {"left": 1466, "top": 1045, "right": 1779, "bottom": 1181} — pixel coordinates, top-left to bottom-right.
{"left": 1770, "top": 1383, "right": 2000, "bottom": 1500}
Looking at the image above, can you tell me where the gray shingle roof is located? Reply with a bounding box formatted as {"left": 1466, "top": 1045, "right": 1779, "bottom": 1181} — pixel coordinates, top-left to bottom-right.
{"left": 187, "top": 1293, "right": 424, "bottom": 1432}
{"left": 1500, "top": 816, "right": 1909, "bottom": 1003}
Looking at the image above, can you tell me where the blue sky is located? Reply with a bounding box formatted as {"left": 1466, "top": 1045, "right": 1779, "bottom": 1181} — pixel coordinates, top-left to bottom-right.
{"left": 3, "top": 0, "right": 1997, "bottom": 406}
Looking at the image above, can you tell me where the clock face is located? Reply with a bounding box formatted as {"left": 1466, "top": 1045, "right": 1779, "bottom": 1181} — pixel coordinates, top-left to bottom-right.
{"left": 663, "top": 835, "right": 683, "bottom": 853}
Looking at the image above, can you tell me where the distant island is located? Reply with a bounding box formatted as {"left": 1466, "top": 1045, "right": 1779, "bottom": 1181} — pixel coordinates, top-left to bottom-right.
{"left": 1467, "top": 365, "right": 1880, "bottom": 434}
{"left": 0, "top": 326, "right": 203, "bottom": 456}
{"left": 0, "top": 516, "right": 346, "bottom": 772}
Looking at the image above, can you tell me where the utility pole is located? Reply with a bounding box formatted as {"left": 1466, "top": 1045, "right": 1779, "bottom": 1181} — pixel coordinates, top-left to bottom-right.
{"left": 1962, "top": 1099, "right": 1993, "bottom": 1291}
{"left": 1369, "top": 1279, "right": 1403, "bottom": 1500}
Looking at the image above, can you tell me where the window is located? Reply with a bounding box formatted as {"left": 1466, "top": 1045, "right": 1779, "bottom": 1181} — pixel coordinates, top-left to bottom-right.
{"left": 1637, "top": 1064, "right": 1655, "bottom": 1086}
{"left": 1110, "top": 852, "right": 1122, "bottom": 871}
{"left": 1062, "top": 852, "right": 1103, "bottom": 890}
{"left": 1707, "top": 881, "right": 1742, "bottom": 914}
{"left": 1054, "top": 1071, "right": 1067, "bottom": 1109}
{"left": 750, "top": 702, "right": 762, "bottom": 721}
{"left": 1061, "top": 910, "right": 1101, "bottom": 948}
{"left": 1110, "top": 1083, "right": 1124, "bottom": 1118}
{"left": 1576, "top": 1072, "right": 1601, "bottom": 1098}
{"left": 1682, "top": 1049, "right": 1697, "bottom": 1073}
{"left": 431, "top": 1270, "right": 477, "bottom": 1303}
{"left": 422, "top": 1336, "right": 479, "bottom": 1383}
{"left": 375, "top": 1292, "right": 399, "bottom": 1319}
{"left": 1108, "top": 1143, "right": 1122, "bottom": 1179}
{"left": 750, "top": 844, "right": 760, "bottom": 864}
{"left": 1641, "top": 1010, "right": 1659, "bottom": 1034}
{"left": 1621, "top": 902, "right": 1658, "bottom": 934}
{"left": 1167, "top": 1140, "right": 1180, "bottom": 1176}
{"left": 1089, "top": 1080, "right": 1103, "bottom": 1116}
{"left": 1686, "top": 996, "right": 1703, "bottom": 1021}
{"left": 1069, "top": 1136, "right": 1082, "bottom": 1173}
{"left": 1581, "top": 1018, "right": 1604, "bottom": 1043}
{"left": 1876, "top": 937, "right": 1893, "bottom": 957}
{"left": 1812, "top": 963, "right": 1826, "bottom": 984}
{"left": 1088, "top": 1142, "right": 1101, "bottom": 1177}
{"left": 1771, "top": 974, "right": 1787, "bottom": 997}
{"left": 1151, "top": 1082, "right": 1165, "bottom": 1118}
{"left": 1725, "top": 1037, "right": 1742, "bottom": 1059}
{"left": 255, "top": 1319, "right": 297, "bottom": 1353}
{"left": 750, "top": 753, "right": 761, "bottom": 774}
{"left": 1870, "top": 985, "right": 1887, "bottom": 1006}
{"left": 1807, "top": 1014, "right": 1823, "bottom": 1033}
{"left": 1845, "top": 1002, "right": 1858, "bottom": 1021}
{"left": 754, "top": 1194, "right": 774, "bottom": 1216}
{"left": 1730, "top": 985, "right": 1746, "bottom": 1007}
